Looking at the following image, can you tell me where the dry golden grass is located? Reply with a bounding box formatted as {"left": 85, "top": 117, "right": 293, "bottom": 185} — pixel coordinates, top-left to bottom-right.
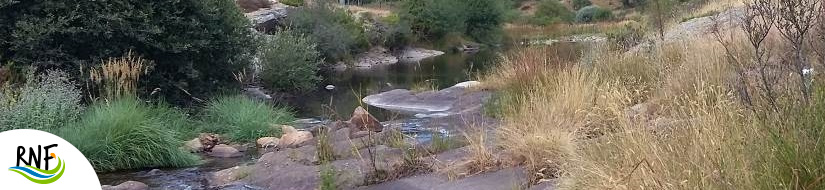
{"left": 89, "top": 50, "right": 150, "bottom": 100}
{"left": 505, "top": 21, "right": 636, "bottom": 40}
{"left": 487, "top": 28, "right": 825, "bottom": 189}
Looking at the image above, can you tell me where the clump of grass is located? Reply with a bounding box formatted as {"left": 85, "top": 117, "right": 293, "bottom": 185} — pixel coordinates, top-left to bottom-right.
{"left": 59, "top": 98, "right": 198, "bottom": 172}
{"left": 320, "top": 165, "right": 337, "bottom": 190}
{"left": 201, "top": 95, "right": 295, "bottom": 143}
{"left": 462, "top": 128, "right": 499, "bottom": 175}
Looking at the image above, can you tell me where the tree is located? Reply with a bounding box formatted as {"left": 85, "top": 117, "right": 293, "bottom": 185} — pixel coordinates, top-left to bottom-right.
{"left": 776, "top": 0, "right": 820, "bottom": 103}
{"left": 0, "top": 0, "right": 256, "bottom": 104}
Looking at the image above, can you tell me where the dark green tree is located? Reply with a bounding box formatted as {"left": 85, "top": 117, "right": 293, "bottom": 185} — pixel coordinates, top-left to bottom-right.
{"left": 0, "top": 0, "right": 255, "bottom": 104}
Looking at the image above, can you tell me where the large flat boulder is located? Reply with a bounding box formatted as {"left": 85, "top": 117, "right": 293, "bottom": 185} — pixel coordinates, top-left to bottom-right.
{"left": 362, "top": 81, "right": 491, "bottom": 117}
{"left": 361, "top": 167, "right": 529, "bottom": 190}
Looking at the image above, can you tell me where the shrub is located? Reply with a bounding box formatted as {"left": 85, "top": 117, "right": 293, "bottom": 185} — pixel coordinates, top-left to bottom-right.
{"left": 201, "top": 96, "right": 295, "bottom": 142}
{"left": 286, "top": 2, "right": 368, "bottom": 62}
{"left": 0, "top": 70, "right": 83, "bottom": 132}
{"left": 59, "top": 99, "right": 198, "bottom": 172}
{"left": 0, "top": 0, "right": 256, "bottom": 104}
{"left": 530, "top": 0, "right": 575, "bottom": 25}
{"left": 400, "top": 0, "right": 506, "bottom": 44}
{"left": 572, "top": 0, "right": 593, "bottom": 10}
{"left": 575, "top": 5, "right": 613, "bottom": 23}
{"left": 259, "top": 31, "right": 322, "bottom": 92}
{"left": 462, "top": 0, "right": 508, "bottom": 44}
{"left": 401, "top": 0, "right": 467, "bottom": 39}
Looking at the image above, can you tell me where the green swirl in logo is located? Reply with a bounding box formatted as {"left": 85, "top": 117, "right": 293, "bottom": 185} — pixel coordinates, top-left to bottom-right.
{"left": 8, "top": 155, "right": 66, "bottom": 184}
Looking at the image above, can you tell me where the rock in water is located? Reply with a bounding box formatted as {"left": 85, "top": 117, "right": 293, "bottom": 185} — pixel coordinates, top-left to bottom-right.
{"left": 102, "top": 181, "right": 149, "bottom": 190}
{"left": 209, "top": 144, "right": 243, "bottom": 158}
{"left": 183, "top": 138, "right": 203, "bottom": 153}
{"left": 348, "top": 106, "right": 383, "bottom": 132}
{"left": 199, "top": 133, "right": 221, "bottom": 152}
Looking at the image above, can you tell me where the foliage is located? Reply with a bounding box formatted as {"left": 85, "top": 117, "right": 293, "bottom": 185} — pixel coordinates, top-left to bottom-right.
{"left": 400, "top": 0, "right": 507, "bottom": 44}
{"left": 0, "top": 70, "right": 83, "bottom": 132}
{"left": 575, "top": 5, "right": 614, "bottom": 23}
{"left": 461, "top": 0, "right": 508, "bottom": 44}
{"left": 530, "top": 0, "right": 575, "bottom": 25}
{"left": 286, "top": 2, "right": 368, "bottom": 62}
{"left": 401, "top": 0, "right": 468, "bottom": 39}
{"left": 259, "top": 31, "right": 322, "bottom": 92}
{"left": 0, "top": 0, "right": 256, "bottom": 104}
{"left": 281, "top": 0, "right": 305, "bottom": 6}
{"left": 572, "top": 0, "right": 593, "bottom": 10}
{"left": 201, "top": 96, "right": 295, "bottom": 142}
{"left": 59, "top": 98, "right": 198, "bottom": 172}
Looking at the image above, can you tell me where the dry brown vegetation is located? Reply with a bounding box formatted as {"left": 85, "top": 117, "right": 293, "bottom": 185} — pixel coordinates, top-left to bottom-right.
{"left": 86, "top": 50, "right": 151, "bottom": 100}
{"left": 483, "top": 2, "right": 825, "bottom": 185}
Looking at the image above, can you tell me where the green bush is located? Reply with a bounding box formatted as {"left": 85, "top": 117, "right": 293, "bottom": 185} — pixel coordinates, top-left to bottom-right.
{"left": 281, "top": 0, "right": 304, "bottom": 6}
{"left": 752, "top": 85, "right": 825, "bottom": 189}
{"left": 572, "top": 0, "right": 593, "bottom": 10}
{"left": 401, "top": 0, "right": 468, "bottom": 39}
{"left": 286, "top": 2, "right": 368, "bottom": 62}
{"left": 0, "top": 0, "right": 256, "bottom": 104}
{"left": 201, "top": 96, "right": 295, "bottom": 142}
{"left": 400, "top": 0, "right": 506, "bottom": 44}
{"left": 259, "top": 31, "right": 322, "bottom": 92}
{"left": 462, "top": 0, "right": 508, "bottom": 44}
{"left": 59, "top": 99, "right": 198, "bottom": 172}
{"left": 531, "top": 0, "right": 575, "bottom": 25}
{"left": 575, "top": 5, "right": 613, "bottom": 23}
{"left": 0, "top": 70, "right": 83, "bottom": 132}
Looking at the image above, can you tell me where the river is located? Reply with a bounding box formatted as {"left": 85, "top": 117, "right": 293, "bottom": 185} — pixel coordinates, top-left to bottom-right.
{"left": 97, "top": 41, "right": 590, "bottom": 189}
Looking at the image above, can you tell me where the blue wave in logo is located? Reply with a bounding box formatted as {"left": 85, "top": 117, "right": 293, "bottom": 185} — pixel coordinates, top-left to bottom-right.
{"left": 8, "top": 166, "right": 56, "bottom": 179}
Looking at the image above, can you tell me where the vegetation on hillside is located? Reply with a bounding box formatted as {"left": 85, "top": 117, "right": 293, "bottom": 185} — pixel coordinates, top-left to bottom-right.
{"left": 483, "top": 0, "right": 825, "bottom": 189}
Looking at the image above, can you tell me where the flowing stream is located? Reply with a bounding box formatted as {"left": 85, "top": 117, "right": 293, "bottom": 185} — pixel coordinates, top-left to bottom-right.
{"left": 97, "top": 42, "right": 589, "bottom": 189}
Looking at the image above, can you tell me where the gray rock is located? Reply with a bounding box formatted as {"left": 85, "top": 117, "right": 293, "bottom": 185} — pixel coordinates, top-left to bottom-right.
{"left": 244, "top": 4, "right": 289, "bottom": 31}
{"left": 398, "top": 48, "right": 445, "bottom": 62}
{"left": 354, "top": 47, "right": 399, "bottom": 68}
{"left": 246, "top": 152, "right": 321, "bottom": 190}
{"left": 362, "top": 167, "right": 529, "bottom": 190}
{"left": 209, "top": 144, "right": 243, "bottom": 158}
{"left": 102, "top": 181, "right": 149, "bottom": 190}
{"left": 362, "top": 81, "right": 491, "bottom": 116}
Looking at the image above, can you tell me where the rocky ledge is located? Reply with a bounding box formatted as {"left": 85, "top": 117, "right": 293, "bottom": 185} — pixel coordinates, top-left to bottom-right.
{"left": 362, "top": 81, "right": 488, "bottom": 117}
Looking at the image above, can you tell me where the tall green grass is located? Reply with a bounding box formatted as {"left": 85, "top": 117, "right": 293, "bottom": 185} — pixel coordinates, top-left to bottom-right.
{"left": 752, "top": 86, "right": 825, "bottom": 189}
{"left": 201, "top": 96, "right": 295, "bottom": 143}
{"left": 59, "top": 98, "right": 198, "bottom": 172}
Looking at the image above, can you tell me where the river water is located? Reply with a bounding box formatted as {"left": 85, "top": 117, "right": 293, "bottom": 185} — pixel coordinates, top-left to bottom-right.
{"left": 97, "top": 42, "right": 589, "bottom": 189}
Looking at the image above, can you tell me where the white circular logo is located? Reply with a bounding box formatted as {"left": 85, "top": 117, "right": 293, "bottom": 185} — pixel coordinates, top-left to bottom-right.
{"left": 0, "top": 129, "right": 101, "bottom": 189}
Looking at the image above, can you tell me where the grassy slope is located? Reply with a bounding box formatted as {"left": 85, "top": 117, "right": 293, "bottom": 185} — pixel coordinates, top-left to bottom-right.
{"left": 484, "top": 0, "right": 825, "bottom": 189}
